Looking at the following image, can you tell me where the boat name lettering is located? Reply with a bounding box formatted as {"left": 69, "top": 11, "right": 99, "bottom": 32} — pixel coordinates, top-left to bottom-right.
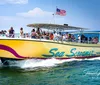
{"left": 67, "top": 48, "right": 94, "bottom": 57}
{"left": 42, "top": 48, "right": 94, "bottom": 57}
{"left": 42, "top": 48, "right": 65, "bottom": 57}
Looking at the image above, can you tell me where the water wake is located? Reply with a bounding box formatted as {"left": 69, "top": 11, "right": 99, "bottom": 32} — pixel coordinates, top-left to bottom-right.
{"left": 0, "top": 57, "right": 100, "bottom": 71}
{"left": 84, "top": 57, "right": 100, "bottom": 60}
{"left": 16, "top": 57, "right": 100, "bottom": 69}
{"left": 21, "top": 58, "right": 78, "bottom": 69}
{"left": 7, "top": 58, "right": 82, "bottom": 69}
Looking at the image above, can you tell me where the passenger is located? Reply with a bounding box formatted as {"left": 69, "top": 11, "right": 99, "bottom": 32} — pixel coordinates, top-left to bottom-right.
{"left": 96, "top": 37, "right": 99, "bottom": 44}
{"left": 71, "top": 34, "right": 75, "bottom": 42}
{"left": 36, "top": 28, "right": 42, "bottom": 39}
{"left": 20, "top": 27, "right": 24, "bottom": 38}
{"left": 0, "top": 30, "right": 4, "bottom": 37}
{"left": 26, "top": 33, "right": 30, "bottom": 38}
{"left": 78, "top": 35, "right": 81, "bottom": 43}
{"left": 92, "top": 37, "right": 98, "bottom": 44}
{"left": 9, "top": 27, "right": 14, "bottom": 38}
{"left": 50, "top": 33, "right": 54, "bottom": 40}
{"left": 89, "top": 37, "right": 92, "bottom": 43}
{"left": 31, "top": 29, "right": 36, "bottom": 38}
{"left": 58, "top": 32, "right": 63, "bottom": 41}
{"left": 62, "top": 34, "right": 66, "bottom": 41}
{"left": 42, "top": 31, "right": 46, "bottom": 39}
{"left": 4, "top": 30, "right": 8, "bottom": 37}
{"left": 85, "top": 37, "right": 88, "bottom": 43}
{"left": 66, "top": 32, "right": 69, "bottom": 41}
{"left": 1, "top": 30, "right": 4, "bottom": 35}
{"left": 81, "top": 34, "right": 85, "bottom": 43}
{"left": 2, "top": 30, "right": 6, "bottom": 35}
{"left": 68, "top": 34, "right": 72, "bottom": 41}
{"left": 53, "top": 31, "right": 58, "bottom": 41}
{"left": 46, "top": 32, "right": 49, "bottom": 40}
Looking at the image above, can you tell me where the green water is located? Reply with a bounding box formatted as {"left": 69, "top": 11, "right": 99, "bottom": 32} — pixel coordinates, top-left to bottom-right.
{"left": 0, "top": 60, "right": 100, "bottom": 85}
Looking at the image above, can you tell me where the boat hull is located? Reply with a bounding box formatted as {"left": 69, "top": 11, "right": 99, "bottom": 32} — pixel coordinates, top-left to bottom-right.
{"left": 0, "top": 39, "right": 100, "bottom": 60}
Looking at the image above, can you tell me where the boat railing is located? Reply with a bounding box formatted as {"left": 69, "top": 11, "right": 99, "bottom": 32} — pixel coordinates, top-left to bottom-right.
{"left": 0, "top": 33, "right": 99, "bottom": 44}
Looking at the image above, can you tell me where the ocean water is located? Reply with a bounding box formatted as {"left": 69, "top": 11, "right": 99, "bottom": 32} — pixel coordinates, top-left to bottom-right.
{"left": 0, "top": 58, "right": 100, "bottom": 85}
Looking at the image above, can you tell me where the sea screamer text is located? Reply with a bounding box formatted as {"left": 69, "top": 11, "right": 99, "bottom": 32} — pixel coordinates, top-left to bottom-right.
{"left": 42, "top": 48, "right": 94, "bottom": 57}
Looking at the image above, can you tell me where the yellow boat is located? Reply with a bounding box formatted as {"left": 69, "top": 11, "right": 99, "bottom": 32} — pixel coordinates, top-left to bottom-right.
{"left": 0, "top": 23, "right": 100, "bottom": 65}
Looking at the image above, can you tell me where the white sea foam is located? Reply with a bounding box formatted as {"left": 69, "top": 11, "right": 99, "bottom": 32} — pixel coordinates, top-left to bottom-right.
{"left": 0, "top": 57, "right": 100, "bottom": 69}
{"left": 19, "top": 58, "right": 82, "bottom": 69}
{"left": 16, "top": 57, "right": 100, "bottom": 69}
{"left": 84, "top": 57, "right": 100, "bottom": 60}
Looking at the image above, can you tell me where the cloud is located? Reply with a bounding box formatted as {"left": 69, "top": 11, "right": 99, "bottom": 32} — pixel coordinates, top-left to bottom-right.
{"left": 17, "top": 7, "right": 53, "bottom": 17}
{"left": 0, "top": 0, "right": 28, "bottom": 4}
{"left": 0, "top": 7, "right": 64, "bottom": 32}
{"left": 2, "top": 7, "right": 97, "bottom": 33}
{"left": 16, "top": 7, "right": 66, "bottom": 27}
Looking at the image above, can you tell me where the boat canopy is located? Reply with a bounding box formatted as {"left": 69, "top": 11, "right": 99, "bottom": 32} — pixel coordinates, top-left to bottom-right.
{"left": 27, "top": 23, "right": 88, "bottom": 30}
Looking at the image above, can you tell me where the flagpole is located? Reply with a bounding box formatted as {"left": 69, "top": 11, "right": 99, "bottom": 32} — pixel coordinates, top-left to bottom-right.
{"left": 52, "top": 6, "right": 57, "bottom": 24}
{"left": 52, "top": 13, "right": 55, "bottom": 24}
{"left": 51, "top": 6, "right": 57, "bottom": 24}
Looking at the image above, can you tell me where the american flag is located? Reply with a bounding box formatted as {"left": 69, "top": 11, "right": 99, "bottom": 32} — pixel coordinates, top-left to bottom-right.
{"left": 56, "top": 8, "right": 66, "bottom": 16}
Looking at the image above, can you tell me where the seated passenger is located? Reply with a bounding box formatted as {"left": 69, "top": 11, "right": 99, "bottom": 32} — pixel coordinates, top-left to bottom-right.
{"left": 42, "top": 31, "right": 46, "bottom": 39}
{"left": 66, "top": 33, "right": 69, "bottom": 41}
{"left": 50, "top": 33, "right": 54, "bottom": 40}
{"left": 0, "top": 30, "right": 7, "bottom": 37}
{"left": 26, "top": 33, "right": 30, "bottom": 38}
{"left": 53, "top": 31, "right": 58, "bottom": 41}
{"left": 62, "top": 34, "right": 66, "bottom": 41}
{"left": 31, "top": 29, "right": 36, "bottom": 38}
{"left": 58, "top": 32, "right": 63, "bottom": 41}
{"left": 89, "top": 37, "right": 92, "bottom": 43}
{"left": 71, "top": 34, "right": 75, "bottom": 42}
{"left": 81, "top": 34, "right": 85, "bottom": 43}
{"left": 78, "top": 35, "right": 81, "bottom": 43}
{"left": 68, "top": 34, "right": 72, "bottom": 41}
{"left": 84, "top": 37, "right": 88, "bottom": 43}
{"left": 46, "top": 32, "right": 49, "bottom": 40}
{"left": 92, "top": 37, "right": 98, "bottom": 44}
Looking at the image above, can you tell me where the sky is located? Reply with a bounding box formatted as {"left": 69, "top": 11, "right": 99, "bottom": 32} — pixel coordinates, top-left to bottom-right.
{"left": 0, "top": 0, "right": 100, "bottom": 32}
